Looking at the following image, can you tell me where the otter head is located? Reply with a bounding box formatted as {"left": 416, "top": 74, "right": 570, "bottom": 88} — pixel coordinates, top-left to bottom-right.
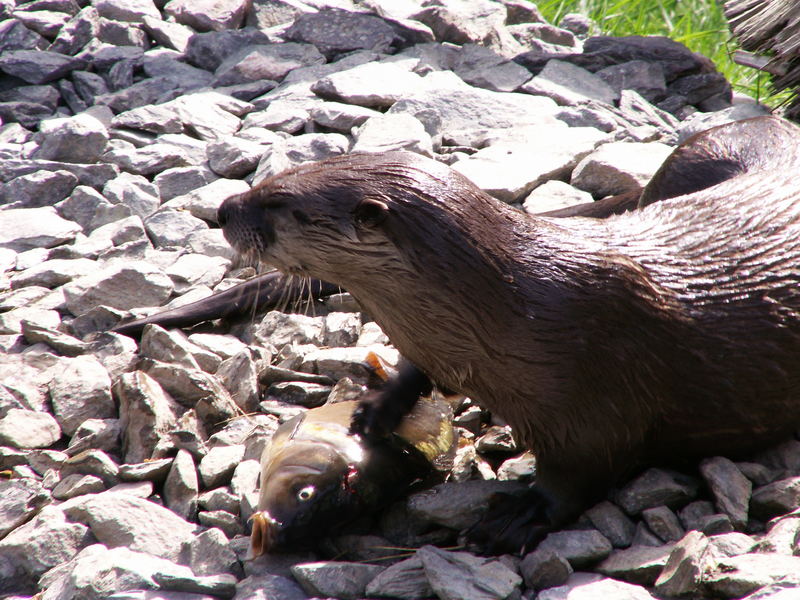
{"left": 216, "top": 151, "right": 492, "bottom": 288}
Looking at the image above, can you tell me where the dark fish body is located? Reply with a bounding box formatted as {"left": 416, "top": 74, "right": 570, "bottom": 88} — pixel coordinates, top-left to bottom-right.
{"left": 251, "top": 397, "right": 455, "bottom": 554}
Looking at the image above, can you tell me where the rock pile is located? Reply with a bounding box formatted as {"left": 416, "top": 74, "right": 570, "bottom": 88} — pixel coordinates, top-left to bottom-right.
{"left": 0, "top": 0, "right": 794, "bottom": 599}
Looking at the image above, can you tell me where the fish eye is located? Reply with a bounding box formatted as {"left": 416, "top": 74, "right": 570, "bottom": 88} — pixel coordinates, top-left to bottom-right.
{"left": 296, "top": 485, "right": 315, "bottom": 502}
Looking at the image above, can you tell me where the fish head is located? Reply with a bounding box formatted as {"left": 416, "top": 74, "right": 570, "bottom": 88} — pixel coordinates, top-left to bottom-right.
{"left": 250, "top": 439, "right": 363, "bottom": 555}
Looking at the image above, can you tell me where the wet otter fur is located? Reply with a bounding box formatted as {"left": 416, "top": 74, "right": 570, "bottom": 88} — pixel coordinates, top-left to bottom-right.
{"left": 218, "top": 116, "right": 800, "bottom": 552}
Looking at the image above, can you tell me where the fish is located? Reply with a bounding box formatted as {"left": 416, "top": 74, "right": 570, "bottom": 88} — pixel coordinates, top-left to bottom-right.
{"left": 250, "top": 392, "right": 456, "bottom": 555}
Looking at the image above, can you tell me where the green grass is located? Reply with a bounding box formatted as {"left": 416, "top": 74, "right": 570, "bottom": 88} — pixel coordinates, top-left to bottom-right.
{"left": 537, "top": 0, "right": 782, "bottom": 105}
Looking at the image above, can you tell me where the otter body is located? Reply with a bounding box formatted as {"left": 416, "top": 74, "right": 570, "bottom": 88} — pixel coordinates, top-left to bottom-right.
{"left": 219, "top": 116, "right": 800, "bottom": 550}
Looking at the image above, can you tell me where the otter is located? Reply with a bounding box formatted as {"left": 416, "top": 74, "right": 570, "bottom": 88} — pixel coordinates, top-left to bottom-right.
{"left": 217, "top": 116, "right": 800, "bottom": 552}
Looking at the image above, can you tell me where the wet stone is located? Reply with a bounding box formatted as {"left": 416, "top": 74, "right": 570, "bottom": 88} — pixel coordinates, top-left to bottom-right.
{"left": 699, "top": 456, "right": 752, "bottom": 530}
{"left": 595, "top": 544, "right": 673, "bottom": 586}
{"left": 750, "top": 477, "right": 800, "bottom": 521}
{"left": 418, "top": 545, "right": 522, "bottom": 600}
{"left": 616, "top": 468, "right": 699, "bottom": 515}
{"left": 520, "top": 548, "right": 573, "bottom": 591}
{"left": 585, "top": 500, "right": 637, "bottom": 548}
{"left": 538, "top": 529, "right": 613, "bottom": 569}
{"left": 641, "top": 505, "right": 684, "bottom": 543}
{"left": 0, "top": 408, "right": 61, "bottom": 449}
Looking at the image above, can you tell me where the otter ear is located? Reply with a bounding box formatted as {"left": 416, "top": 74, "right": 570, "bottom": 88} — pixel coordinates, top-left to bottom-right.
{"left": 353, "top": 198, "right": 389, "bottom": 228}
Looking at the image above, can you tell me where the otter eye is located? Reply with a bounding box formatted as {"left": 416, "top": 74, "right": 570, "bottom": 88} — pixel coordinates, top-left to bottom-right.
{"left": 296, "top": 485, "right": 315, "bottom": 502}
{"left": 292, "top": 209, "right": 311, "bottom": 225}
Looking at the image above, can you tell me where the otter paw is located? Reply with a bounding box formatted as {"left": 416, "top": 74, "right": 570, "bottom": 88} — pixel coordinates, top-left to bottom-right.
{"left": 468, "top": 488, "right": 555, "bottom": 555}
{"left": 350, "top": 394, "right": 403, "bottom": 441}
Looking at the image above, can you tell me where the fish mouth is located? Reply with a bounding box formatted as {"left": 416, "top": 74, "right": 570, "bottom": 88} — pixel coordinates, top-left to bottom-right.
{"left": 249, "top": 511, "right": 280, "bottom": 557}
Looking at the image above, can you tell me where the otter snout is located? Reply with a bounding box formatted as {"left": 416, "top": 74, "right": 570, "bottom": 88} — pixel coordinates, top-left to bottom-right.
{"left": 217, "top": 193, "right": 276, "bottom": 256}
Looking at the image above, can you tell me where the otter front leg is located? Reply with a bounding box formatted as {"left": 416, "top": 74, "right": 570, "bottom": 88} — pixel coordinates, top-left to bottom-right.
{"left": 351, "top": 362, "right": 432, "bottom": 439}
{"left": 469, "top": 458, "right": 610, "bottom": 555}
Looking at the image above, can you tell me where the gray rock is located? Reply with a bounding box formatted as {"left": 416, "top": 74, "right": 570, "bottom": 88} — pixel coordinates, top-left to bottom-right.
{"left": 704, "top": 553, "right": 800, "bottom": 598}
{"left": 0, "top": 307, "right": 61, "bottom": 335}
{"left": 364, "top": 555, "right": 432, "bottom": 599}
{"left": 312, "top": 60, "right": 425, "bottom": 108}
{"left": 198, "top": 444, "right": 245, "bottom": 488}
{"left": 0, "top": 504, "right": 93, "bottom": 587}
{"left": 164, "top": 0, "right": 249, "bottom": 32}
{"left": 112, "top": 103, "right": 184, "bottom": 135}
{"left": 62, "top": 491, "right": 196, "bottom": 561}
{"left": 57, "top": 186, "right": 129, "bottom": 232}
{"left": 144, "top": 210, "right": 209, "bottom": 249}
{"left": 115, "top": 370, "right": 181, "bottom": 464}
{"left": 418, "top": 545, "right": 522, "bottom": 600}
{"left": 184, "top": 28, "right": 272, "bottom": 71}
{"left": 141, "top": 325, "right": 202, "bottom": 370}
{"left": 216, "top": 349, "right": 261, "bottom": 413}
{"left": 103, "top": 141, "right": 193, "bottom": 176}
{"left": 242, "top": 103, "right": 308, "bottom": 134}
{"left": 118, "top": 458, "right": 172, "bottom": 482}
{"left": 538, "top": 572, "right": 655, "bottom": 600}
{"left": 285, "top": 8, "right": 397, "bottom": 60}
{"left": 0, "top": 478, "right": 49, "bottom": 538}
{"left": 475, "top": 425, "right": 517, "bottom": 454}
{"left": 538, "top": 529, "right": 613, "bottom": 569}
{"left": 452, "top": 125, "right": 606, "bottom": 202}
{"left": 290, "top": 561, "right": 385, "bottom": 600}
{"left": 11, "top": 257, "right": 95, "bottom": 289}
{"left": 597, "top": 60, "right": 667, "bottom": 102}
{"left": 309, "top": 101, "right": 379, "bottom": 131}
{"left": 142, "top": 55, "right": 215, "bottom": 91}
{"left": 750, "top": 476, "right": 800, "bottom": 521}
{"left": 412, "top": 0, "right": 506, "bottom": 47}
{"left": 0, "top": 17, "right": 49, "bottom": 52}
{"left": 676, "top": 103, "right": 770, "bottom": 144}
{"left": 572, "top": 141, "right": 674, "bottom": 198}
{"left": 654, "top": 530, "right": 711, "bottom": 597}
{"left": 0, "top": 408, "right": 61, "bottom": 448}
{"left": 197, "top": 488, "right": 238, "bottom": 514}
{"left": 699, "top": 456, "right": 751, "bottom": 530}
{"left": 164, "top": 449, "right": 199, "bottom": 521}
{"left": 48, "top": 355, "right": 114, "bottom": 437}
{"left": 235, "top": 573, "right": 311, "bottom": 600}
{"left": 94, "top": 0, "right": 160, "bottom": 22}
{"left": 299, "top": 345, "right": 398, "bottom": 383}
{"left": 33, "top": 113, "right": 109, "bottom": 164}
{"left": 522, "top": 60, "right": 618, "bottom": 106}
{"left": 184, "top": 527, "right": 240, "bottom": 577}
{"left": 214, "top": 43, "right": 324, "bottom": 86}
{"left": 61, "top": 449, "right": 120, "bottom": 486}
{"left": 1, "top": 158, "right": 119, "bottom": 188}
{"left": 207, "top": 136, "right": 265, "bottom": 178}
{"left": 407, "top": 479, "right": 527, "bottom": 530}
{"left": 154, "top": 166, "right": 219, "bottom": 202}
{"left": 711, "top": 531, "right": 756, "bottom": 556}
{"left": 197, "top": 509, "right": 242, "bottom": 538}
{"left": 641, "top": 506, "right": 684, "bottom": 543}
{"left": 103, "top": 172, "right": 161, "bottom": 220}
{"left": 65, "top": 418, "right": 120, "bottom": 457}
{"left": 2, "top": 169, "right": 79, "bottom": 209}
{"left": 0, "top": 207, "right": 81, "bottom": 252}
{"left": 595, "top": 544, "right": 673, "bottom": 587}
{"left": 266, "top": 381, "right": 331, "bottom": 408}
{"left": 63, "top": 261, "right": 174, "bottom": 315}
{"left": 163, "top": 177, "right": 250, "bottom": 224}
{"left": 52, "top": 473, "right": 106, "bottom": 500}
{"left": 141, "top": 15, "right": 194, "bottom": 53}
{"left": 388, "top": 81, "right": 560, "bottom": 145}
{"left": 140, "top": 360, "right": 240, "bottom": 426}
{"left": 0, "top": 49, "right": 85, "bottom": 84}
{"left": 38, "top": 543, "right": 199, "bottom": 600}
{"left": 584, "top": 501, "right": 637, "bottom": 548}
{"left": 352, "top": 112, "right": 433, "bottom": 156}
{"left": 520, "top": 548, "right": 573, "bottom": 590}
